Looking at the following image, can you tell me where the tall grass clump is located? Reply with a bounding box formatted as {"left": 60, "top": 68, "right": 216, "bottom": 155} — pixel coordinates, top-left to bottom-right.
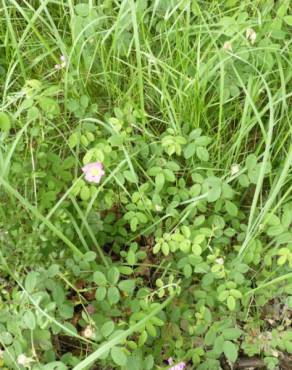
{"left": 0, "top": 1, "right": 291, "bottom": 369}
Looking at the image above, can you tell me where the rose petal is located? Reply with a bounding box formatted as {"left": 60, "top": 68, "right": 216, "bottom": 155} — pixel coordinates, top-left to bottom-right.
{"left": 169, "top": 362, "right": 186, "bottom": 370}
{"left": 82, "top": 162, "right": 105, "bottom": 184}
{"left": 168, "top": 358, "right": 174, "bottom": 365}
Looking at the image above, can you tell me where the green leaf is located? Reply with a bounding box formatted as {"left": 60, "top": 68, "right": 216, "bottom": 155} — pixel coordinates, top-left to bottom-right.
{"left": 285, "top": 340, "right": 292, "bottom": 354}
{"left": 107, "top": 267, "right": 120, "bottom": 284}
{"left": 277, "top": 255, "right": 287, "bottom": 266}
{"left": 75, "top": 3, "right": 89, "bottom": 16}
{"left": 204, "top": 177, "right": 222, "bottom": 202}
{"left": 190, "top": 184, "right": 201, "bottom": 196}
{"left": 222, "top": 182, "right": 234, "bottom": 199}
{"left": 163, "top": 168, "right": 176, "bottom": 182}
{"left": 153, "top": 243, "right": 161, "bottom": 254}
{"left": 62, "top": 156, "right": 75, "bottom": 170}
{"left": 118, "top": 280, "right": 136, "bottom": 295}
{"left": 25, "top": 272, "right": 38, "bottom": 293}
{"left": 0, "top": 332, "right": 13, "bottom": 345}
{"left": 28, "top": 106, "right": 39, "bottom": 120}
{"left": 101, "top": 321, "right": 115, "bottom": 337}
{"left": 52, "top": 284, "right": 65, "bottom": 305}
{"left": 167, "top": 161, "right": 180, "bottom": 171}
{"left": 80, "top": 186, "right": 91, "bottom": 201}
{"left": 138, "top": 330, "right": 148, "bottom": 347}
{"left": 119, "top": 266, "right": 133, "bottom": 275}
{"left": 183, "top": 264, "right": 192, "bottom": 278}
{"left": 284, "top": 15, "right": 292, "bottom": 26}
{"left": 38, "top": 97, "right": 60, "bottom": 116}
{"left": 238, "top": 174, "right": 249, "bottom": 187}
{"left": 195, "top": 136, "right": 211, "bottom": 146}
{"left": 180, "top": 239, "right": 191, "bottom": 253}
{"left": 59, "top": 303, "right": 74, "bottom": 319}
{"left": 276, "top": 233, "right": 291, "bottom": 247}
{"left": 282, "top": 207, "right": 292, "bottom": 228}
{"left": 111, "top": 346, "right": 127, "bottom": 366}
{"left": 148, "top": 166, "right": 162, "bottom": 176}
{"left": 223, "top": 341, "right": 238, "bottom": 363}
{"left": 181, "top": 225, "right": 191, "bottom": 238}
{"left": 277, "top": 1, "right": 289, "bottom": 17}
{"left": 246, "top": 154, "right": 257, "bottom": 170}
{"left": 47, "top": 264, "right": 60, "bottom": 277}
{"left": 213, "top": 335, "right": 224, "bottom": 355}
{"left": 155, "top": 173, "right": 165, "bottom": 192}
{"left": 83, "top": 150, "right": 93, "bottom": 164}
{"left": 68, "top": 132, "right": 79, "bottom": 148}
{"left": 194, "top": 232, "right": 205, "bottom": 243}
{"left": 84, "top": 251, "right": 97, "bottom": 262}
{"left": 43, "top": 362, "right": 67, "bottom": 370}
{"left": 144, "top": 354, "right": 154, "bottom": 370}
{"left": 196, "top": 146, "right": 209, "bottom": 162}
{"left": 126, "top": 351, "right": 143, "bottom": 369}
{"left": 107, "top": 286, "right": 120, "bottom": 305}
{"left": 146, "top": 322, "right": 157, "bottom": 337}
{"left": 127, "top": 250, "right": 136, "bottom": 265}
{"left": 95, "top": 286, "right": 107, "bottom": 301}
{"left": 123, "top": 170, "right": 137, "bottom": 183}
{"left": 225, "top": 200, "right": 238, "bottom": 217}
{"left": 109, "top": 134, "right": 124, "bottom": 146}
{"left": 265, "top": 213, "right": 281, "bottom": 226}
{"left": 93, "top": 271, "right": 107, "bottom": 286}
{"left": 189, "top": 128, "right": 202, "bottom": 140}
{"left": 192, "top": 244, "right": 202, "bottom": 256}
{"left": 136, "top": 212, "right": 147, "bottom": 223}
{"left": 0, "top": 112, "right": 11, "bottom": 131}
{"left": 161, "top": 242, "right": 169, "bottom": 256}
{"left": 184, "top": 142, "right": 196, "bottom": 159}
{"left": 218, "top": 290, "right": 229, "bottom": 302}
{"left": 227, "top": 295, "right": 236, "bottom": 311}
{"left": 130, "top": 217, "right": 138, "bottom": 231}
{"left": 267, "top": 224, "right": 285, "bottom": 236}
{"left": 204, "top": 327, "right": 217, "bottom": 345}
{"left": 22, "top": 310, "right": 36, "bottom": 330}
{"left": 80, "top": 95, "right": 89, "bottom": 108}
{"left": 124, "top": 211, "right": 135, "bottom": 221}
{"left": 236, "top": 263, "right": 249, "bottom": 273}
{"left": 230, "top": 289, "right": 242, "bottom": 299}
{"left": 222, "top": 328, "right": 242, "bottom": 340}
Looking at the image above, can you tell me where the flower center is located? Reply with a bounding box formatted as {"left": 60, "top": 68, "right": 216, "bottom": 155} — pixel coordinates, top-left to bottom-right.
{"left": 90, "top": 168, "right": 100, "bottom": 176}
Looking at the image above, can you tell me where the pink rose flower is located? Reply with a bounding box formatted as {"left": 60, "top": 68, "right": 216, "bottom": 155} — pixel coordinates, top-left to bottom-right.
{"left": 82, "top": 162, "right": 105, "bottom": 184}
{"left": 168, "top": 358, "right": 186, "bottom": 370}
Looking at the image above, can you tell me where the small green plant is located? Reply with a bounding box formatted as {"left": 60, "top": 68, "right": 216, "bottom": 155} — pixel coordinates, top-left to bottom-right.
{"left": 0, "top": 1, "right": 291, "bottom": 369}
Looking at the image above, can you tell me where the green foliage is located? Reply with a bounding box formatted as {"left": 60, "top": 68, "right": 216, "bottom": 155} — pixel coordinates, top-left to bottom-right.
{"left": 0, "top": 112, "right": 11, "bottom": 132}
{"left": 0, "top": 0, "right": 291, "bottom": 369}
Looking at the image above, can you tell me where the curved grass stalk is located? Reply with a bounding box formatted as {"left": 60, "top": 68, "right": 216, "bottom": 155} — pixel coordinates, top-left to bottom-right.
{"left": 245, "top": 272, "right": 292, "bottom": 296}
{"left": 239, "top": 145, "right": 292, "bottom": 256}
{"left": 1, "top": 120, "right": 31, "bottom": 178}
{"left": 227, "top": 58, "right": 275, "bottom": 256}
{"left": 0, "top": 177, "right": 83, "bottom": 257}
{"left": 130, "top": 0, "right": 145, "bottom": 125}
{"left": 73, "top": 293, "right": 175, "bottom": 370}
{"left": 69, "top": 195, "right": 108, "bottom": 267}
{"left": 0, "top": 251, "right": 91, "bottom": 344}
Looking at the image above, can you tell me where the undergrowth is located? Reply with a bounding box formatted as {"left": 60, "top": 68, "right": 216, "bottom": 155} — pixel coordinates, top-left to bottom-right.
{"left": 0, "top": 1, "right": 292, "bottom": 369}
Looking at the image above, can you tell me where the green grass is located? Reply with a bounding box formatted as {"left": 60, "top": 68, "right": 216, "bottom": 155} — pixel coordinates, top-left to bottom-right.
{"left": 0, "top": 1, "right": 291, "bottom": 369}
